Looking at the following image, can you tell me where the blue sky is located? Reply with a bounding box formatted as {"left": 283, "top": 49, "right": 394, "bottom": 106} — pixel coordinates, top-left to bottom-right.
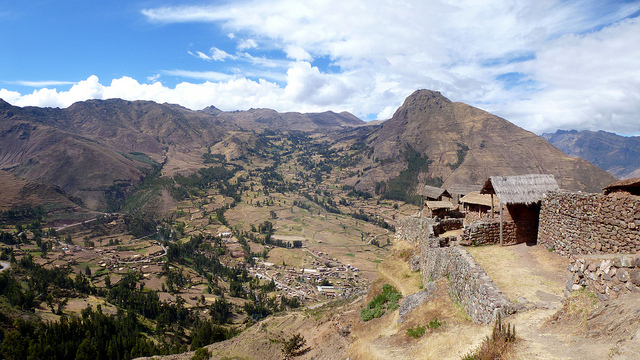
{"left": 1, "top": 0, "right": 640, "bottom": 135}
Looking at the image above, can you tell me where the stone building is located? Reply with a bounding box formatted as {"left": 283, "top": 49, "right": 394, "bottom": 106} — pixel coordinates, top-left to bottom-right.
{"left": 446, "top": 183, "right": 482, "bottom": 204}
{"left": 423, "top": 200, "right": 455, "bottom": 218}
{"left": 480, "top": 174, "right": 559, "bottom": 245}
{"left": 459, "top": 191, "right": 499, "bottom": 222}
{"left": 421, "top": 185, "right": 452, "bottom": 202}
{"left": 603, "top": 177, "right": 640, "bottom": 196}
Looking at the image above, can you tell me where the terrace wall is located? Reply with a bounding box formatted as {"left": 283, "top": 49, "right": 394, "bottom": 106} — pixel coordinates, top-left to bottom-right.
{"left": 538, "top": 191, "right": 640, "bottom": 256}
{"left": 398, "top": 217, "right": 514, "bottom": 324}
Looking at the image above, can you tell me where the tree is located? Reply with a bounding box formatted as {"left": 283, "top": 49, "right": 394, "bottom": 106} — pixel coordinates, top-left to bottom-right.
{"left": 282, "top": 333, "right": 307, "bottom": 359}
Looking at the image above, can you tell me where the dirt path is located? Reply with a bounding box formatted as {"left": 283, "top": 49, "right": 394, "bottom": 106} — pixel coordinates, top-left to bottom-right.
{"left": 467, "top": 243, "right": 622, "bottom": 359}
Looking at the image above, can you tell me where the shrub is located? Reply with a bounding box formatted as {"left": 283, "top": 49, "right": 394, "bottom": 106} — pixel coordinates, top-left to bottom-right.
{"left": 191, "top": 347, "right": 211, "bottom": 360}
{"left": 406, "top": 317, "right": 444, "bottom": 338}
{"left": 406, "top": 325, "right": 426, "bottom": 338}
{"left": 360, "top": 284, "right": 402, "bottom": 321}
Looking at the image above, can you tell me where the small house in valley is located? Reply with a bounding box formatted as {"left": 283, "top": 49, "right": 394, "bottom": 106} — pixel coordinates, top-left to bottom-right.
{"left": 481, "top": 174, "right": 559, "bottom": 245}
{"left": 447, "top": 183, "right": 482, "bottom": 204}
{"left": 424, "top": 200, "right": 456, "bottom": 218}
{"left": 459, "top": 191, "right": 499, "bottom": 221}
{"left": 421, "top": 185, "right": 453, "bottom": 218}
{"left": 422, "top": 185, "right": 452, "bottom": 202}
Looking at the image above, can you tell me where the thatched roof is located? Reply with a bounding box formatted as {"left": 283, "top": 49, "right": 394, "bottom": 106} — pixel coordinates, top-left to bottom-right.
{"left": 603, "top": 177, "right": 640, "bottom": 195}
{"left": 447, "top": 183, "right": 482, "bottom": 197}
{"left": 460, "top": 191, "right": 499, "bottom": 207}
{"left": 480, "top": 174, "right": 559, "bottom": 205}
{"left": 422, "top": 185, "right": 450, "bottom": 200}
{"left": 424, "top": 201, "right": 455, "bottom": 210}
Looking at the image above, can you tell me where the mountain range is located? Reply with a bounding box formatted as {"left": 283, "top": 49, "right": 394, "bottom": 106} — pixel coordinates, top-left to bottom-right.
{"left": 542, "top": 129, "right": 640, "bottom": 180}
{"left": 0, "top": 90, "right": 618, "bottom": 216}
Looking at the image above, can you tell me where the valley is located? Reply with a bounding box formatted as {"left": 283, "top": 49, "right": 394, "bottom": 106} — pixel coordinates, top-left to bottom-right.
{"left": 0, "top": 90, "right": 634, "bottom": 360}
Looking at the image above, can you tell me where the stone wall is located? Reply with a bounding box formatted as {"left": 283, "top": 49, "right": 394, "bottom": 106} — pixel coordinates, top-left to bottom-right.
{"left": 395, "top": 215, "right": 434, "bottom": 243}
{"left": 416, "top": 234, "right": 514, "bottom": 324}
{"left": 461, "top": 220, "right": 517, "bottom": 245}
{"left": 565, "top": 255, "right": 640, "bottom": 301}
{"left": 433, "top": 218, "right": 464, "bottom": 236}
{"left": 538, "top": 191, "right": 640, "bottom": 256}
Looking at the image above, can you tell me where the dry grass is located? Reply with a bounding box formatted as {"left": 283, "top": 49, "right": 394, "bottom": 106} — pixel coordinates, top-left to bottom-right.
{"left": 466, "top": 244, "right": 567, "bottom": 302}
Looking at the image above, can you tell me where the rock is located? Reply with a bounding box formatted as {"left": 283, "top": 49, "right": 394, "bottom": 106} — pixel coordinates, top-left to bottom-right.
{"left": 626, "top": 282, "right": 634, "bottom": 291}
{"left": 410, "top": 255, "right": 420, "bottom": 271}
{"left": 621, "top": 255, "right": 633, "bottom": 268}
{"left": 629, "top": 270, "right": 640, "bottom": 287}
{"left": 572, "top": 284, "right": 583, "bottom": 291}
{"left": 566, "top": 279, "right": 574, "bottom": 292}
{"left": 601, "top": 260, "right": 612, "bottom": 274}
{"left": 588, "top": 262, "right": 598, "bottom": 272}
{"left": 613, "top": 258, "right": 622, "bottom": 268}
{"left": 616, "top": 269, "right": 629, "bottom": 282}
{"left": 597, "top": 293, "right": 609, "bottom": 301}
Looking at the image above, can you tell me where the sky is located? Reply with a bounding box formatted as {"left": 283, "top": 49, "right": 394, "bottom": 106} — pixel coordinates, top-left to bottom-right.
{"left": 1, "top": 0, "right": 640, "bottom": 135}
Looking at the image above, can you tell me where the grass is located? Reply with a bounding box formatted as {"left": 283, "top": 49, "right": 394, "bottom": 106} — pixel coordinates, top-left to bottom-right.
{"left": 463, "top": 316, "right": 517, "bottom": 360}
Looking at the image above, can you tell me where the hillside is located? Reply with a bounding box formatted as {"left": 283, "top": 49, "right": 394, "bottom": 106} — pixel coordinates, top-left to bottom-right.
{"left": 0, "top": 91, "right": 633, "bottom": 360}
{"left": 200, "top": 106, "right": 365, "bottom": 132}
{"left": 542, "top": 129, "right": 640, "bottom": 179}
{"left": 357, "top": 90, "right": 617, "bottom": 195}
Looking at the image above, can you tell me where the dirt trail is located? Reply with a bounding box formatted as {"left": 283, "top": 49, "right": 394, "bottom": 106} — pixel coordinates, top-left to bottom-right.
{"left": 467, "top": 243, "right": 632, "bottom": 359}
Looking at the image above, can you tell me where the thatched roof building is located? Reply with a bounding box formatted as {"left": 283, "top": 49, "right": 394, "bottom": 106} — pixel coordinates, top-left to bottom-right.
{"left": 460, "top": 191, "right": 499, "bottom": 208}
{"left": 447, "top": 183, "right": 482, "bottom": 203}
{"left": 424, "top": 201, "right": 455, "bottom": 211}
{"left": 422, "top": 185, "right": 451, "bottom": 201}
{"left": 481, "top": 174, "right": 559, "bottom": 205}
{"left": 423, "top": 200, "right": 455, "bottom": 218}
{"left": 603, "top": 177, "right": 640, "bottom": 196}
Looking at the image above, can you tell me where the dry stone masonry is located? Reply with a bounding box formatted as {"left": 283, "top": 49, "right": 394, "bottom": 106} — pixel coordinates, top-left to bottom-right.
{"left": 395, "top": 215, "right": 434, "bottom": 243}
{"left": 461, "top": 220, "right": 517, "bottom": 245}
{"left": 538, "top": 191, "right": 640, "bottom": 256}
{"left": 398, "top": 215, "right": 515, "bottom": 324}
{"left": 419, "top": 235, "right": 514, "bottom": 324}
{"left": 566, "top": 254, "right": 640, "bottom": 301}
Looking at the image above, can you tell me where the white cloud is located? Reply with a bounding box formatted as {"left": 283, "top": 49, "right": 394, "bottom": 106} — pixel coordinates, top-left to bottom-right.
{"left": 3, "top": 0, "right": 640, "bottom": 135}
{"left": 161, "top": 70, "right": 235, "bottom": 82}
{"left": 9, "top": 80, "right": 75, "bottom": 87}
{"left": 237, "top": 38, "right": 258, "bottom": 50}
{"left": 284, "top": 45, "right": 312, "bottom": 61}
{"left": 189, "top": 47, "right": 236, "bottom": 61}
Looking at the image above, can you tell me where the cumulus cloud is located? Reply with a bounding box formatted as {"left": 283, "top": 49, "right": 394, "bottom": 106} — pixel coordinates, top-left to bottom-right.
{"left": 284, "top": 45, "right": 313, "bottom": 61}
{"left": 2, "top": 0, "right": 639, "bottom": 135}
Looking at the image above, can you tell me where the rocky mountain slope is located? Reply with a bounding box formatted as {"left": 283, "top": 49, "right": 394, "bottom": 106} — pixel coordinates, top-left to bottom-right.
{"left": 358, "top": 90, "right": 617, "bottom": 194}
{"left": 542, "top": 129, "right": 640, "bottom": 179}
{"left": 200, "top": 106, "right": 365, "bottom": 131}
{"left": 0, "top": 90, "right": 618, "bottom": 215}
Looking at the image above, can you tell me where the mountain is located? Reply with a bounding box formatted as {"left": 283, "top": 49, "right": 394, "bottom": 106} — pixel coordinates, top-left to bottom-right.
{"left": 0, "top": 91, "right": 618, "bottom": 215}
{"left": 0, "top": 98, "right": 366, "bottom": 212}
{"left": 542, "top": 130, "right": 640, "bottom": 179}
{"left": 358, "top": 90, "right": 617, "bottom": 193}
{"left": 200, "top": 106, "right": 365, "bottom": 131}
{"left": 0, "top": 99, "right": 231, "bottom": 210}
